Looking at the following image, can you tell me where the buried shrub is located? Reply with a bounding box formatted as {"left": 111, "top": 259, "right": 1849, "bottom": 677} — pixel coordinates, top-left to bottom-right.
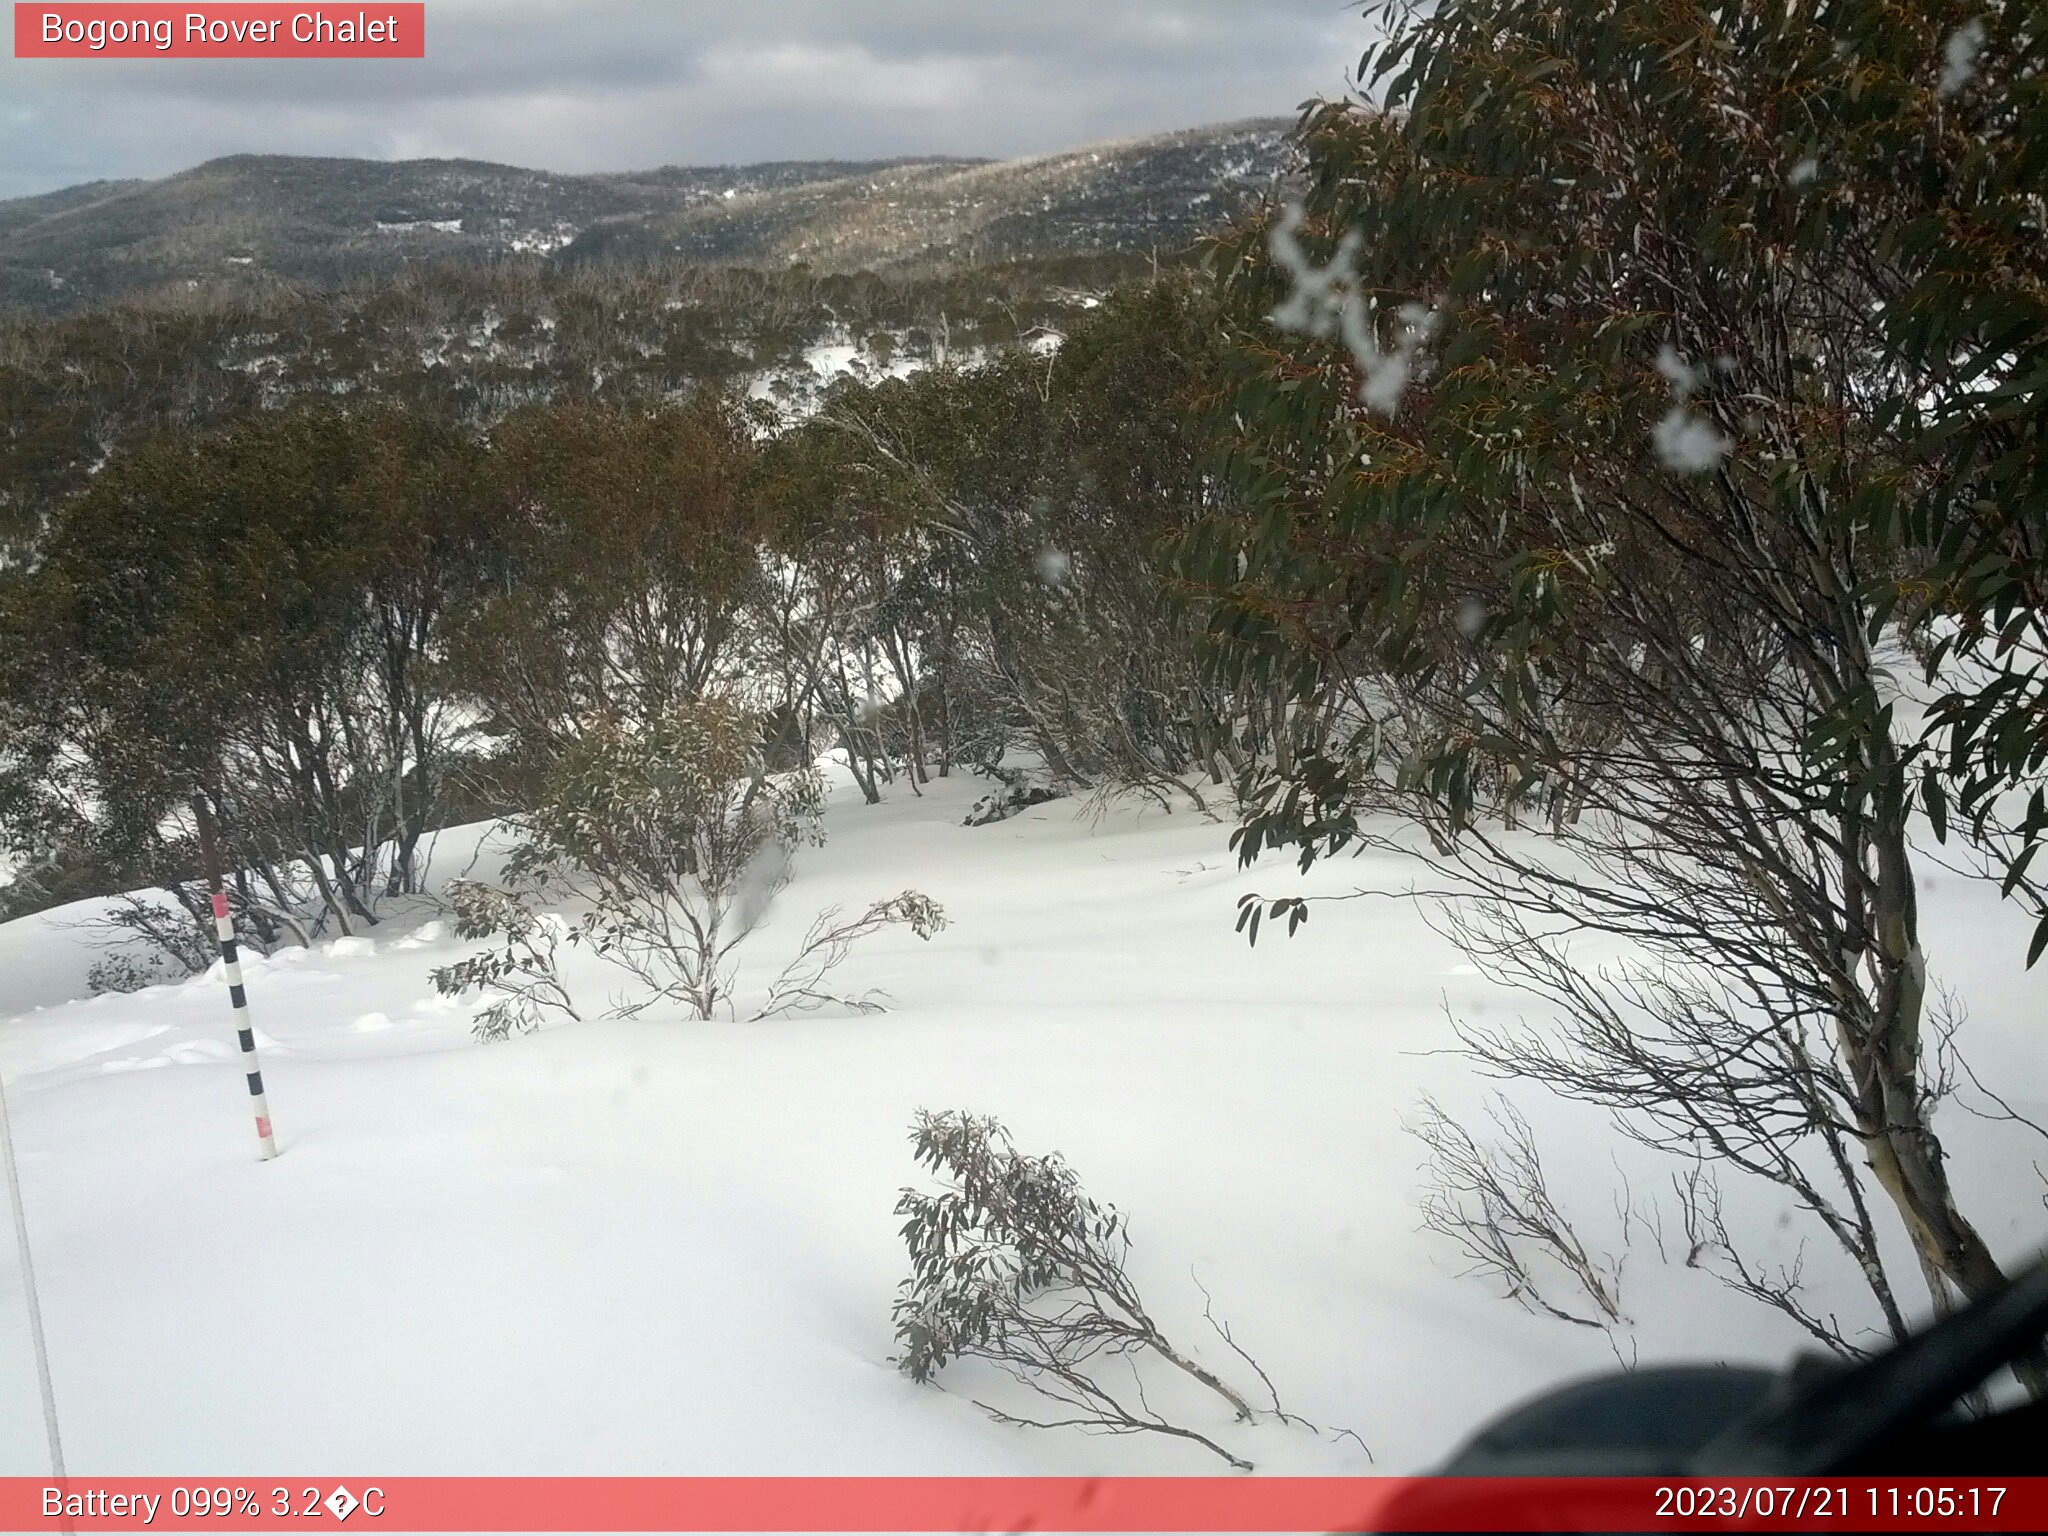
{"left": 891, "top": 1109, "right": 1275, "bottom": 1470}
{"left": 511, "top": 698, "right": 824, "bottom": 1021}
{"left": 753, "top": 891, "right": 947, "bottom": 1020}
{"left": 431, "top": 880, "right": 581, "bottom": 1042}
{"left": 82, "top": 893, "right": 218, "bottom": 995}
{"left": 435, "top": 699, "right": 946, "bottom": 1031}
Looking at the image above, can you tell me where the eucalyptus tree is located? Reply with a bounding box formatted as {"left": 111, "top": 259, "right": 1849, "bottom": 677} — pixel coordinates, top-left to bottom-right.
{"left": 1184, "top": 0, "right": 2046, "bottom": 1379}
{"left": 13, "top": 405, "right": 487, "bottom": 948}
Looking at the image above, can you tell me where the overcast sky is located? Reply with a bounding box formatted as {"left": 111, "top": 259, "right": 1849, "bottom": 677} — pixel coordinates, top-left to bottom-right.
{"left": 1, "top": 1, "right": 1365, "bottom": 200}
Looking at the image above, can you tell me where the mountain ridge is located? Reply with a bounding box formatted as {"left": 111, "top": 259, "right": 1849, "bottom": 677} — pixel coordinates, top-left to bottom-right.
{"left": 0, "top": 118, "right": 1295, "bottom": 315}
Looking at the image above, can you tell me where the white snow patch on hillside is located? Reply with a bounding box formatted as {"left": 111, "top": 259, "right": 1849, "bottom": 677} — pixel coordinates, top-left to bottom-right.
{"left": 746, "top": 333, "right": 933, "bottom": 423}
{"left": 1, "top": 770, "right": 2044, "bottom": 1475}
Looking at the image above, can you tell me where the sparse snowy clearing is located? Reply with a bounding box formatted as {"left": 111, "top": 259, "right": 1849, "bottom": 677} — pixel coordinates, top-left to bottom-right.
{"left": 746, "top": 335, "right": 965, "bottom": 421}
{"left": 2, "top": 768, "right": 2044, "bottom": 1475}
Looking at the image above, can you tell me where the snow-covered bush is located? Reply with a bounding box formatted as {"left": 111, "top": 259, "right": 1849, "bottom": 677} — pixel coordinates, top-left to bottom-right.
{"left": 452, "top": 698, "right": 946, "bottom": 1027}
{"left": 753, "top": 892, "right": 947, "bottom": 1020}
{"left": 81, "top": 893, "right": 216, "bottom": 994}
{"left": 87, "top": 947, "right": 193, "bottom": 997}
{"left": 508, "top": 698, "right": 823, "bottom": 1021}
{"left": 1408, "top": 1096, "right": 1625, "bottom": 1335}
{"left": 430, "top": 880, "right": 580, "bottom": 1041}
{"left": 892, "top": 1109, "right": 1262, "bottom": 1469}
{"left": 962, "top": 765, "right": 1068, "bottom": 827}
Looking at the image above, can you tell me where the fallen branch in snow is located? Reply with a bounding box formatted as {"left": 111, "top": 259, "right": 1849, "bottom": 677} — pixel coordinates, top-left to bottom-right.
{"left": 1192, "top": 1268, "right": 1371, "bottom": 1458}
{"left": 892, "top": 1109, "right": 1264, "bottom": 1471}
{"left": 1409, "top": 1095, "right": 1626, "bottom": 1333}
{"left": 1673, "top": 1163, "right": 1873, "bottom": 1361}
{"left": 750, "top": 892, "right": 948, "bottom": 1021}
{"left": 1193, "top": 1272, "right": 1304, "bottom": 1427}
{"left": 970, "top": 1384, "right": 1253, "bottom": 1473}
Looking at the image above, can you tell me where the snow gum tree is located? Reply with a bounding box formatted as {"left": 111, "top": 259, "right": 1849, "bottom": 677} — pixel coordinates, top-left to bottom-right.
{"left": 510, "top": 698, "right": 823, "bottom": 1020}
{"left": 445, "top": 394, "right": 768, "bottom": 777}
{"left": 754, "top": 281, "right": 1266, "bottom": 809}
{"left": 4, "top": 405, "right": 488, "bottom": 950}
{"left": 1885, "top": 6, "right": 2048, "bottom": 967}
{"left": 482, "top": 697, "right": 945, "bottom": 1024}
{"left": 1181, "top": 0, "right": 2047, "bottom": 1385}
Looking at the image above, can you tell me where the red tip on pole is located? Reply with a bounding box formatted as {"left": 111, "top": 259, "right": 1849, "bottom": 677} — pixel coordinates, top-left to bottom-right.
{"left": 211, "top": 892, "right": 231, "bottom": 920}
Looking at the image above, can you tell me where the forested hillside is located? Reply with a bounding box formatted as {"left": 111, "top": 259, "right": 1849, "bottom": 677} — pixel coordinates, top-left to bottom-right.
{"left": 0, "top": 119, "right": 1290, "bottom": 316}
{"left": 0, "top": 253, "right": 1147, "bottom": 554}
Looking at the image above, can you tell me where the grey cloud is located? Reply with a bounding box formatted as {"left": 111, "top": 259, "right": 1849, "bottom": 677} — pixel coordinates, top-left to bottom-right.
{"left": 0, "top": 1, "right": 1364, "bottom": 198}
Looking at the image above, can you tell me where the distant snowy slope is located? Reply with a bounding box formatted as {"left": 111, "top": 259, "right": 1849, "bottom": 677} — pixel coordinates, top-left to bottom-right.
{"left": 0, "top": 120, "right": 1290, "bottom": 316}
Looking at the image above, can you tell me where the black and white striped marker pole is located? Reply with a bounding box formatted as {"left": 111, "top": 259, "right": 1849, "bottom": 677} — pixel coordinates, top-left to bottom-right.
{"left": 193, "top": 799, "right": 279, "bottom": 1161}
{"left": 211, "top": 889, "right": 279, "bottom": 1159}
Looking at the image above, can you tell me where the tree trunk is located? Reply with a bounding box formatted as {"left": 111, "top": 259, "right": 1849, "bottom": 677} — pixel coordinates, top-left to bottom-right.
{"left": 1846, "top": 752, "right": 2048, "bottom": 1399}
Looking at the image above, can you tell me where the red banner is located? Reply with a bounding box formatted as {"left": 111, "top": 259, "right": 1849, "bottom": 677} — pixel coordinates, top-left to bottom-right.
{"left": 13, "top": 4, "right": 424, "bottom": 58}
{"left": 1, "top": 1477, "right": 2043, "bottom": 1532}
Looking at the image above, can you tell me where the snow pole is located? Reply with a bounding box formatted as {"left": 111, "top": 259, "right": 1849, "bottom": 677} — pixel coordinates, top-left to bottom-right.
{"left": 0, "top": 1063, "right": 66, "bottom": 1482}
{"left": 192, "top": 797, "right": 279, "bottom": 1161}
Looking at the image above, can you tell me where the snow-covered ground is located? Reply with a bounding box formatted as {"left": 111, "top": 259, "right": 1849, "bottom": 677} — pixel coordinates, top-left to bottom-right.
{"left": 2, "top": 768, "right": 2044, "bottom": 1476}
